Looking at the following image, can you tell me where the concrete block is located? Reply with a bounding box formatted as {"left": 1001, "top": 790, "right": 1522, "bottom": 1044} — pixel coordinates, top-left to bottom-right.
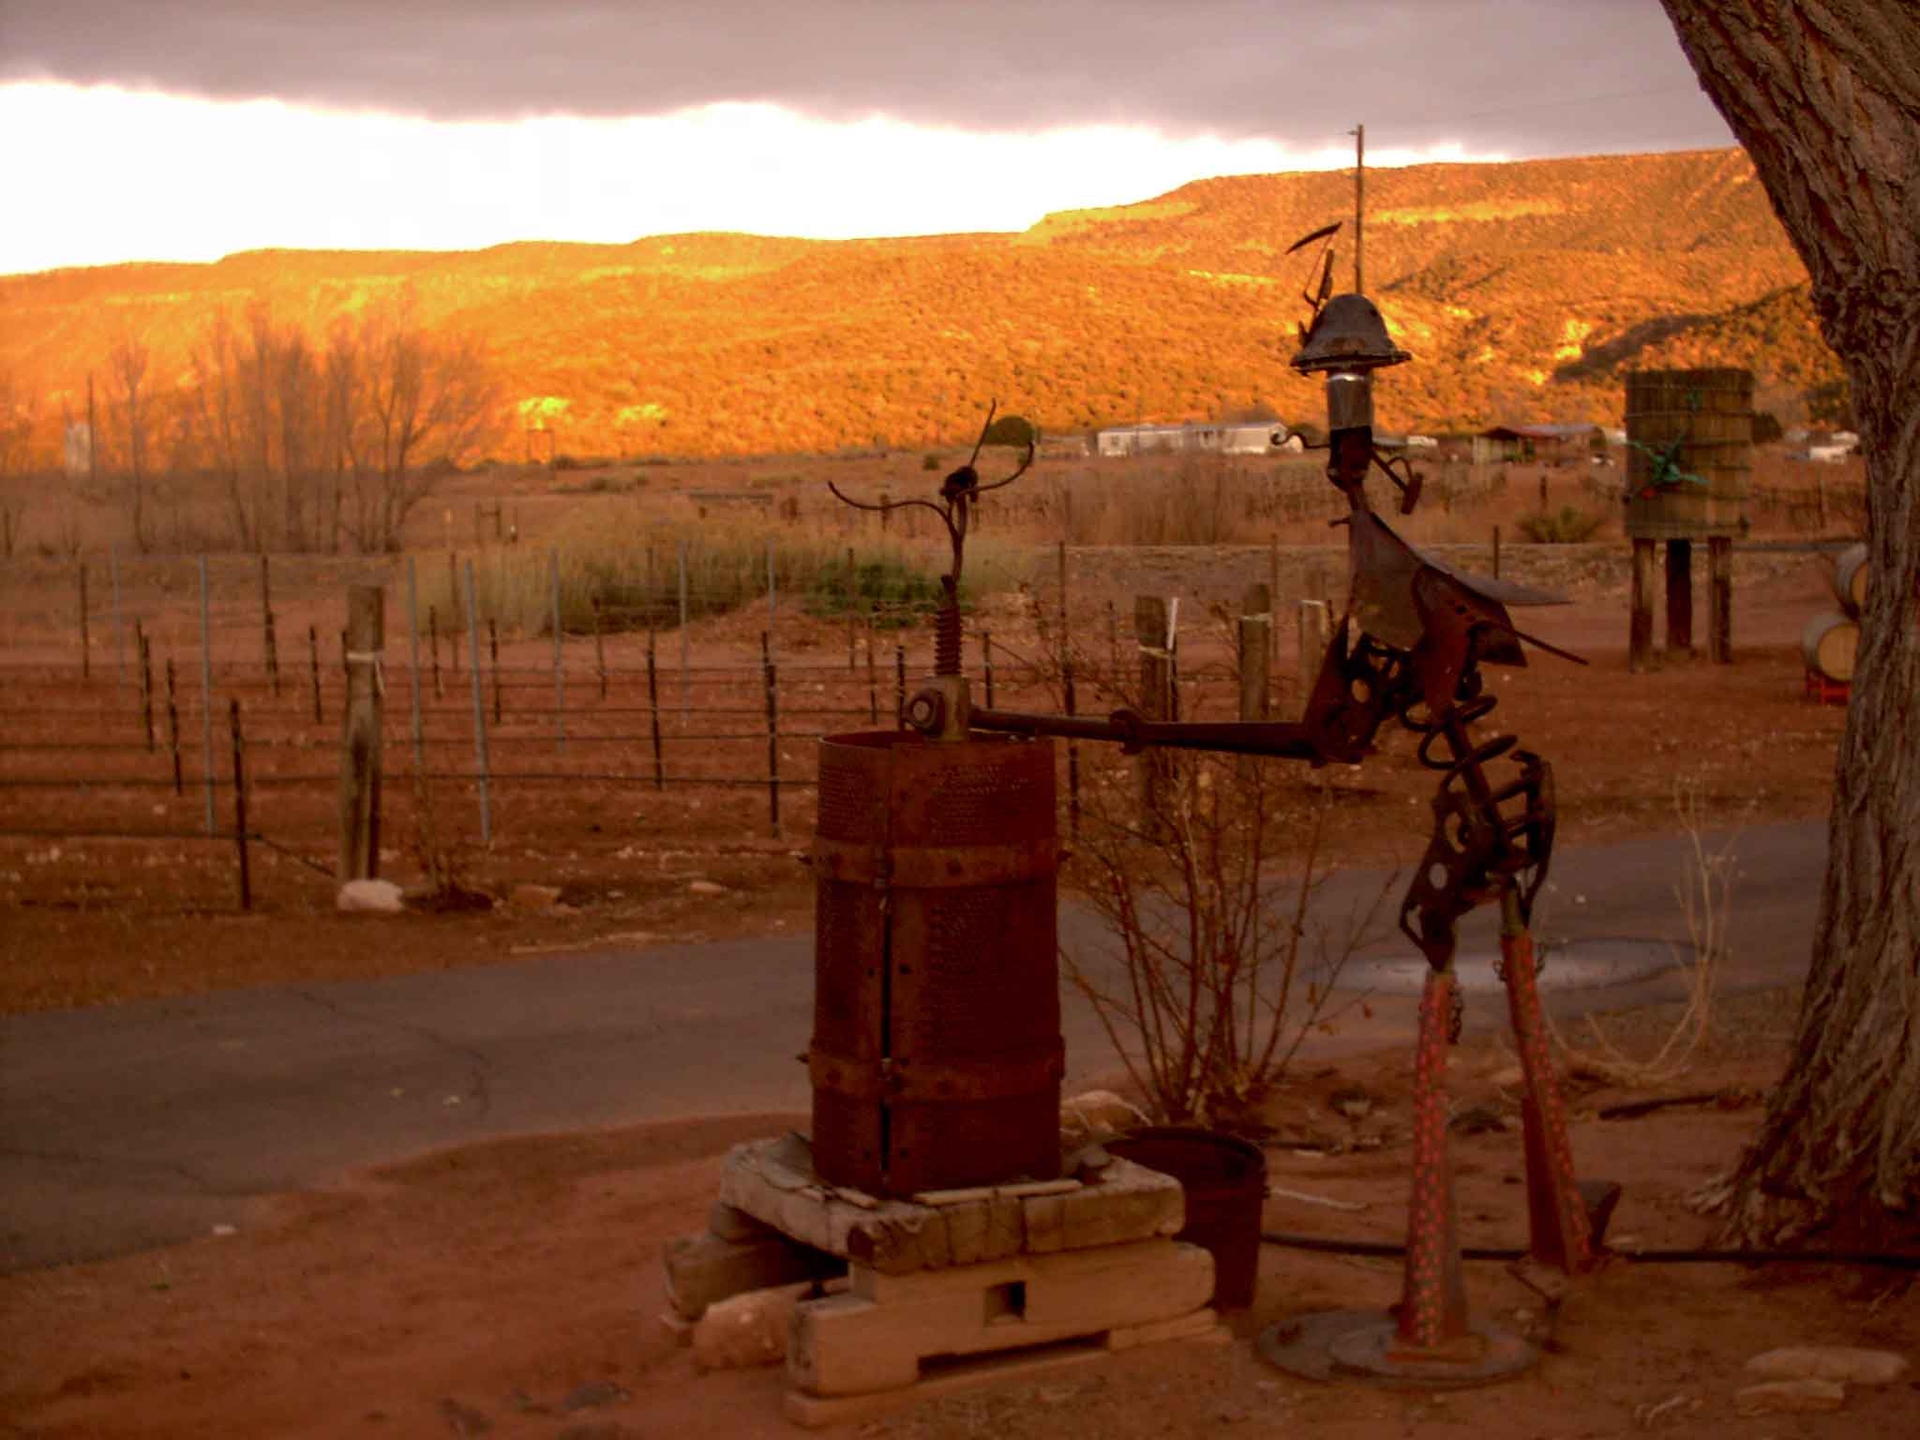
{"left": 662, "top": 1230, "right": 840, "bottom": 1321}
{"left": 800, "top": 1241, "right": 1212, "bottom": 1395}
{"left": 692, "top": 1282, "right": 810, "bottom": 1372}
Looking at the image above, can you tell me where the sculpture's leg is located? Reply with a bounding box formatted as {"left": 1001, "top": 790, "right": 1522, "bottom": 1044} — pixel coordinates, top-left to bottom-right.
{"left": 1393, "top": 962, "right": 1473, "bottom": 1354}
{"left": 1498, "top": 888, "right": 1603, "bottom": 1274}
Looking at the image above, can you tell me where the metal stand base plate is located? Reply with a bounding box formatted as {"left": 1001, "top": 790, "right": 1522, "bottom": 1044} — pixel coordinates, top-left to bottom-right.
{"left": 1257, "top": 1309, "right": 1539, "bottom": 1389}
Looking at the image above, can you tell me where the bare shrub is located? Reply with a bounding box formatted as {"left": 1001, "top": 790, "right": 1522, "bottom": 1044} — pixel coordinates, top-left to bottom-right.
{"left": 1064, "top": 759, "right": 1392, "bottom": 1127}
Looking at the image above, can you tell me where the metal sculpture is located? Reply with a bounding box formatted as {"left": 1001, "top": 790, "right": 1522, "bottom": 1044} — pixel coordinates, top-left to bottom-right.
{"left": 828, "top": 207, "right": 1615, "bottom": 1384}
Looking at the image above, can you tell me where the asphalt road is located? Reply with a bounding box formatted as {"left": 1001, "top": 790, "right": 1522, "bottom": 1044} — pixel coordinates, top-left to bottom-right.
{"left": 0, "top": 819, "right": 1826, "bottom": 1272}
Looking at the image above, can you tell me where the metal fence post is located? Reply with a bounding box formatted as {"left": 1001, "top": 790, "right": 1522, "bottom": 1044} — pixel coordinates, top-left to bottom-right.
{"left": 198, "top": 555, "right": 215, "bottom": 836}
{"left": 677, "top": 538, "right": 690, "bottom": 731}
{"left": 549, "top": 546, "right": 566, "bottom": 754}
{"left": 109, "top": 543, "right": 126, "bottom": 696}
{"left": 405, "top": 555, "right": 425, "bottom": 778}
{"left": 463, "top": 560, "right": 493, "bottom": 846}
{"left": 230, "top": 698, "right": 251, "bottom": 911}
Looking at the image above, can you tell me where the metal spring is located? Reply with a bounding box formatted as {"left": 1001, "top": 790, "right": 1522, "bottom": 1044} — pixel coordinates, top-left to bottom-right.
{"left": 1404, "top": 692, "right": 1518, "bottom": 783}
{"left": 934, "top": 602, "right": 963, "bottom": 676}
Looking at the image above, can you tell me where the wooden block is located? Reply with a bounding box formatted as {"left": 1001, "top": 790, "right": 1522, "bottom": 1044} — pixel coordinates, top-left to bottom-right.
{"left": 1107, "top": 1308, "right": 1222, "bottom": 1351}
{"left": 1023, "top": 1193, "right": 1066, "bottom": 1254}
{"left": 662, "top": 1230, "right": 839, "bottom": 1321}
{"left": 1059, "top": 1167, "right": 1183, "bottom": 1250}
{"left": 783, "top": 1339, "right": 1109, "bottom": 1429}
{"left": 799, "top": 1241, "right": 1214, "bottom": 1395}
{"left": 708, "top": 1201, "right": 775, "bottom": 1243}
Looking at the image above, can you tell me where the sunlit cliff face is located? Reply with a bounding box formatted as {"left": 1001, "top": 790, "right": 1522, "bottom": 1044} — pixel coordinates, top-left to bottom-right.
{"left": 2, "top": 81, "right": 1502, "bottom": 274}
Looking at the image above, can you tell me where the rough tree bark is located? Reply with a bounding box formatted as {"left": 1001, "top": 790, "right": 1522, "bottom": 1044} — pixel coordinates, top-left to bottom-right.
{"left": 1658, "top": 1, "right": 1919, "bottom": 1243}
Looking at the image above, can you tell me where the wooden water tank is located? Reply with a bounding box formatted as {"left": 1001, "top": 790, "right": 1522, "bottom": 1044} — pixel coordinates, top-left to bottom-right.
{"left": 809, "top": 731, "right": 1062, "bottom": 1197}
{"left": 1624, "top": 368, "right": 1753, "bottom": 540}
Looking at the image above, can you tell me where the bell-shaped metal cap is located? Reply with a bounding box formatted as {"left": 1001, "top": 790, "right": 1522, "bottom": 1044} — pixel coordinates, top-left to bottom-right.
{"left": 1291, "top": 293, "right": 1411, "bottom": 373}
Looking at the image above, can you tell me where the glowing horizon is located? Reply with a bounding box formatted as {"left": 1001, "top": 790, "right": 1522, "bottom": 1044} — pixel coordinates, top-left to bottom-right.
{"left": 6, "top": 81, "right": 1512, "bottom": 276}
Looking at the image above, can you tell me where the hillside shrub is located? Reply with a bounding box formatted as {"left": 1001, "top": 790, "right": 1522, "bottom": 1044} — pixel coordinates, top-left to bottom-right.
{"left": 1518, "top": 505, "right": 1604, "bottom": 543}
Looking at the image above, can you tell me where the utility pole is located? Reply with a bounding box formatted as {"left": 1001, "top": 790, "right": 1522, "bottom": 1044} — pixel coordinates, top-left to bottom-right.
{"left": 1352, "top": 123, "right": 1366, "bottom": 294}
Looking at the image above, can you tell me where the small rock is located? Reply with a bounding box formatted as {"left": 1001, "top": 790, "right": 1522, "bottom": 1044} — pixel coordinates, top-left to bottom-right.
{"left": 1488, "top": 1066, "right": 1524, "bottom": 1089}
{"left": 691, "top": 1283, "right": 808, "bottom": 1371}
{"left": 687, "top": 880, "right": 728, "bottom": 896}
{"left": 438, "top": 1398, "right": 492, "bottom": 1436}
{"left": 559, "top": 1380, "right": 628, "bottom": 1413}
{"left": 1733, "top": 1378, "right": 1847, "bottom": 1416}
{"left": 1060, "top": 1089, "right": 1145, "bottom": 1138}
{"left": 337, "top": 878, "right": 405, "bottom": 914}
{"left": 1328, "top": 1086, "right": 1375, "bottom": 1120}
{"left": 1744, "top": 1345, "right": 1909, "bottom": 1387}
{"left": 508, "top": 882, "right": 563, "bottom": 910}
{"left": 1450, "top": 1101, "right": 1509, "bottom": 1135}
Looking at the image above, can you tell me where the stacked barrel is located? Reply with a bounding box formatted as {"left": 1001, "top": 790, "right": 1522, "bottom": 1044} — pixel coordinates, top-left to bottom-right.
{"left": 1802, "top": 542, "right": 1868, "bottom": 701}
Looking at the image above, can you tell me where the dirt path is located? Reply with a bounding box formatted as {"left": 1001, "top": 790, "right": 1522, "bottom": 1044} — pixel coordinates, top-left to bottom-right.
{"left": 4, "top": 993, "right": 1915, "bottom": 1439}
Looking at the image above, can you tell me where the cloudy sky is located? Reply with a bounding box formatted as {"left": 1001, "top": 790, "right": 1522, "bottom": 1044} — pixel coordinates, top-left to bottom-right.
{"left": 0, "top": 0, "right": 1731, "bottom": 275}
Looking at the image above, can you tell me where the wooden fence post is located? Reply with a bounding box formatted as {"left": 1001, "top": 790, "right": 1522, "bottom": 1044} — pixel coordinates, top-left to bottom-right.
{"left": 165, "top": 658, "right": 182, "bottom": 795}
{"left": 549, "top": 546, "right": 566, "bottom": 755}
{"left": 429, "top": 605, "right": 443, "bottom": 700}
{"left": 1136, "top": 596, "right": 1171, "bottom": 828}
{"left": 866, "top": 612, "right": 878, "bottom": 724}
{"left": 1629, "top": 538, "right": 1656, "bottom": 673}
{"left": 229, "top": 698, "right": 251, "bottom": 912}
{"left": 136, "top": 624, "right": 154, "bottom": 751}
{"left": 982, "top": 630, "right": 995, "bottom": 708}
{"left": 109, "top": 545, "right": 126, "bottom": 695}
{"left": 592, "top": 600, "right": 607, "bottom": 700}
{"left": 1297, "top": 599, "right": 1330, "bottom": 716}
{"left": 646, "top": 628, "right": 664, "bottom": 790}
{"left": 338, "top": 584, "right": 385, "bottom": 882}
{"left": 846, "top": 546, "right": 859, "bottom": 672}
{"left": 78, "top": 562, "right": 90, "bottom": 680}
{"left": 490, "top": 619, "right": 502, "bottom": 725}
{"left": 463, "top": 562, "right": 492, "bottom": 845}
{"left": 309, "top": 624, "right": 323, "bottom": 723}
{"left": 895, "top": 643, "right": 906, "bottom": 723}
{"left": 405, "top": 556, "right": 425, "bottom": 778}
{"left": 260, "top": 554, "right": 280, "bottom": 697}
{"left": 1239, "top": 583, "right": 1271, "bottom": 721}
{"left": 762, "top": 631, "right": 780, "bottom": 836}
{"left": 198, "top": 556, "right": 215, "bottom": 837}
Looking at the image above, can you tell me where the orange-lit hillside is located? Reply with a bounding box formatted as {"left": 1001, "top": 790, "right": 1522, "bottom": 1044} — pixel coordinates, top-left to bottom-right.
{"left": 0, "top": 148, "right": 1843, "bottom": 460}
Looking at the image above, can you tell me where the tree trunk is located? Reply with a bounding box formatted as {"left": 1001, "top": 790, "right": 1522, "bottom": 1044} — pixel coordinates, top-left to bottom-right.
{"left": 1659, "top": 1, "right": 1920, "bottom": 1243}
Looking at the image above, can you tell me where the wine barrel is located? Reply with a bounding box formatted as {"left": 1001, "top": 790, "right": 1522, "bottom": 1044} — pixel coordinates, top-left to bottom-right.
{"left": 810, "top": 730, "right": 1062, "bottom": 1197}
{"left": 1801, "top": 612, "right": 1860, "bottom": 683}
{"left": 1832, "top": 542, "right": 1869, "bottom": 616}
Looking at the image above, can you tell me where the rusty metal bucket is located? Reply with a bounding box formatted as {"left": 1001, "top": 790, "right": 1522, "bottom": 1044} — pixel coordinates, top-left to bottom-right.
{"left": 1109, "top": 1127, "right": 1268, "bottom": 1309}
{"left": 809, "top": 730, "right": 1062, "bottom": 1197}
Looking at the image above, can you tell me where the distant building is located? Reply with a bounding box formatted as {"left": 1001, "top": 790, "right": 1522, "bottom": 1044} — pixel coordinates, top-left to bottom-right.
{"left": 1095, "top": 421, "right": 1290, "bottom": 458}
{"left": 1472, "top": 422, "right": 1605, "bottom": 466}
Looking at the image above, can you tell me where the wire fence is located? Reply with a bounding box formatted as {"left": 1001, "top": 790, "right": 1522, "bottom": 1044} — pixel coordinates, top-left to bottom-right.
{"left": 2, "top": 540, "right": 1322, "bottom": 913}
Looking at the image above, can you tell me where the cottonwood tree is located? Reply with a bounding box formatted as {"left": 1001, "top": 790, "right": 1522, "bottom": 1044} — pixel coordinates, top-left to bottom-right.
{"left": 332, "top": 292, "right": 503, "bottom": 553}
{"left": 1658, "top": 1, "right": 1918, "bottom": 1243}
{"left": 107, "top": 328, "right": 155, "bottom": 552}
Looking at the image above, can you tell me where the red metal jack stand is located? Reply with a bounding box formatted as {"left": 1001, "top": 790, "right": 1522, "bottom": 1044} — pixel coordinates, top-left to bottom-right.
{"left": 1258, "top": 890, "right": 1609, "bottom": 1387}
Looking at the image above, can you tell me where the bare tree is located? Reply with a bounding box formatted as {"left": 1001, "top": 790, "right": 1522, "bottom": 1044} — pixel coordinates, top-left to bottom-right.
{"left": 335, "top": 291, "right": 503, "bottom": 552}
{"left": 108, "top": 328, "right": 154, "bottom": 552}
{"left": 1658, "top": 1, "right": 1919, "bottom": 1244}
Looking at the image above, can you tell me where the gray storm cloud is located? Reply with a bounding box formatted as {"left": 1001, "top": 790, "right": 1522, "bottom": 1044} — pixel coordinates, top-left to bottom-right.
{"left": 0, "top": 0, "right": 1729, "bottom": 155}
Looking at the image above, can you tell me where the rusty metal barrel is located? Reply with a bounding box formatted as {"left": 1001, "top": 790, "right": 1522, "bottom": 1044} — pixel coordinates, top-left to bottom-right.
{"left": 809, "top": 731, "right": 1062, "bottom": 1197}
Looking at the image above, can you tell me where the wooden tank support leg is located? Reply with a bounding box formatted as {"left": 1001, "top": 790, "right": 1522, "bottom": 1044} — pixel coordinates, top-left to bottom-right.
{"left": 1664, "top": 539, "right": 1693, "bottom": 656}
{"left": 1708, "top": 537, "right": 1733, "bottom": 664}
{"left": 1629, "top": 539, "right": 1656, "bottom": 674}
